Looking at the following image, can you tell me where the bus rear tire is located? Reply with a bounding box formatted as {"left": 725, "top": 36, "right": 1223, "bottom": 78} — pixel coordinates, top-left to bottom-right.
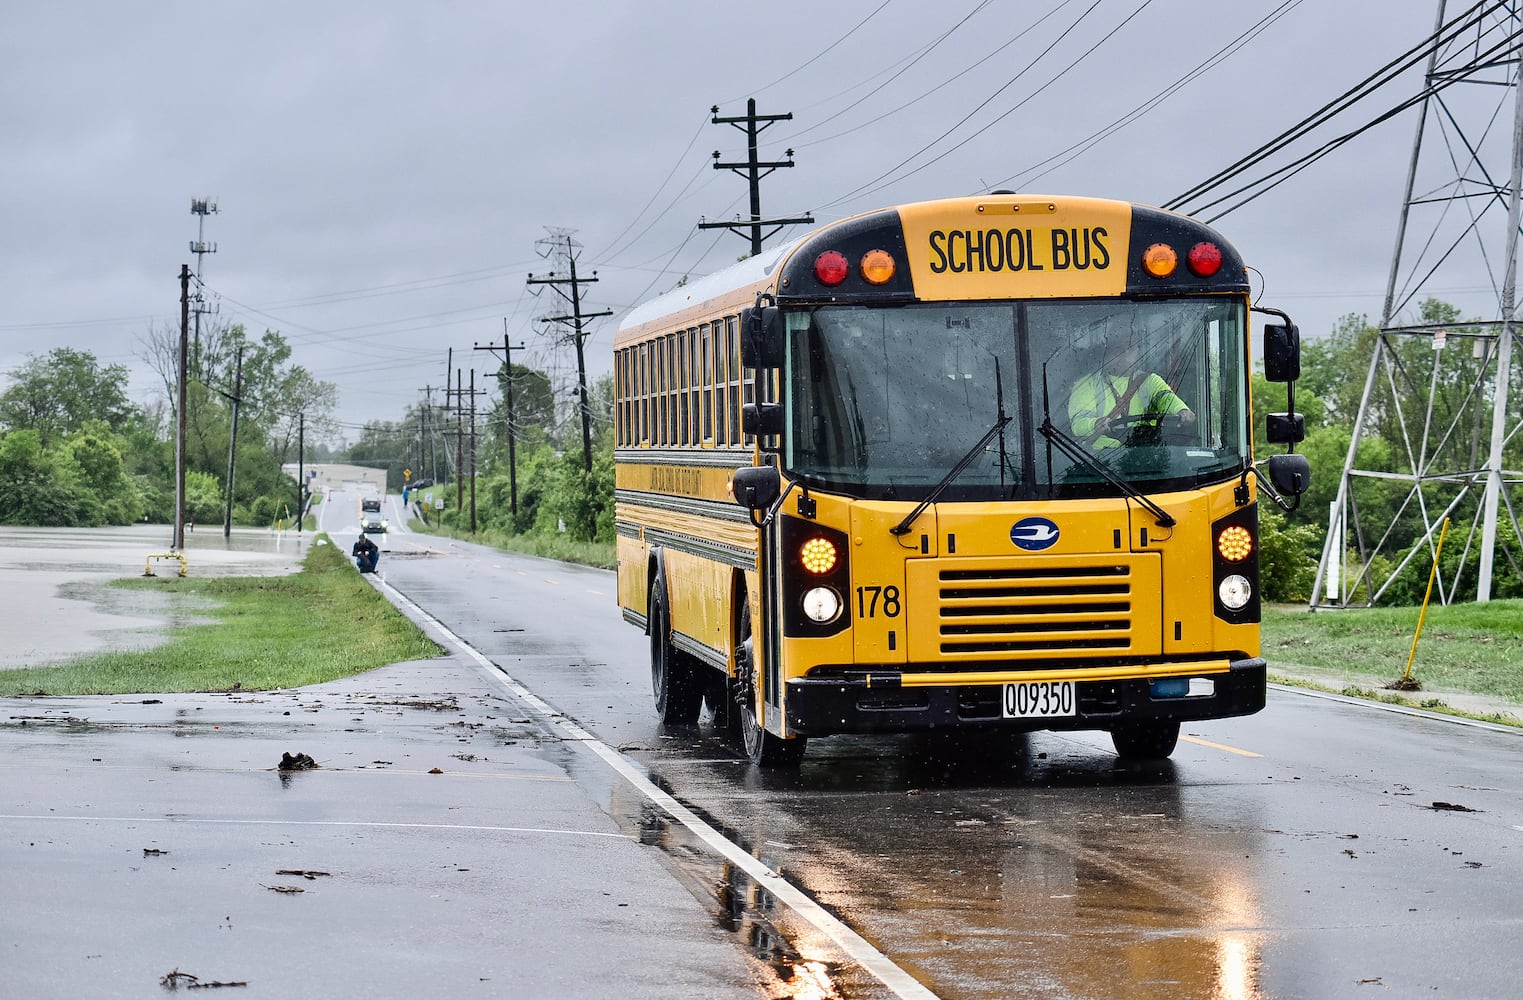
{"left": 703, "top": 676, "right": 739, "bottom": 736}
{"left": 1110, "top": 720, "right": 1180, "bottom": 760}
{"left": 650, "top": 577, "right": 702, "bottom": 726}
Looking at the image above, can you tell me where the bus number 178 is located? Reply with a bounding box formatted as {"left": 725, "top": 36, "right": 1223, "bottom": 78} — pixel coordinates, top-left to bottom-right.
{"left": 856, "top": 586, "right": 901, "bottom": 618}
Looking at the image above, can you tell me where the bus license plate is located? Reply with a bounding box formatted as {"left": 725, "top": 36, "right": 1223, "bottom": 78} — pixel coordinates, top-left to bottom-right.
{"left": 1003, "top": 681, "right": 1076, "bottom": 718}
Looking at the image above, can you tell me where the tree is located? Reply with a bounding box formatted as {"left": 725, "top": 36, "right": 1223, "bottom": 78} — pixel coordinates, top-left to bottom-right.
{"left": 0, "top": 430, "right": 87, "bottom": 525}
{"left": 64, "top": 421, "right": 144, "bottom": 525}
{"left": 0, "top": 348, "right": 137, "bottom": 445}
{"left": 138, "top": 319, "right": 338, "bottom": 524}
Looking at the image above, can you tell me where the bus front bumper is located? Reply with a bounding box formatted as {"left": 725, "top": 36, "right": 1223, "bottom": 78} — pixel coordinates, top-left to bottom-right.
{"left": 784, "top": 658, "right": 1266, "bottom": 737}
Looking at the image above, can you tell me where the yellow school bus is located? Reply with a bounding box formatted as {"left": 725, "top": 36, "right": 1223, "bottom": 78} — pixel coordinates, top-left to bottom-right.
{"left": 614, "top": 193, "right": 1308, "bottom": 767}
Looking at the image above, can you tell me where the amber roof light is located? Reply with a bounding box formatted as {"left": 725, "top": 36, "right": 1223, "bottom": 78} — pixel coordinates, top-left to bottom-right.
{"left": 1142, "top": 243, "right": 1178, "bottom": 279}
{"left": 860, "top": 249, "right": 896, "bottom": 285}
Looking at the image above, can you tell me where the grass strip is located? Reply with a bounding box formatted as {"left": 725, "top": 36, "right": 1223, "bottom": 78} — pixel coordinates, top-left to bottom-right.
{"left": 407, "top": 519, "right": 615, "bottom": 569}
{"left": 1, "top": 536, "right": 441, "bottom": 697}
{"left": 1263, "top": 599, "right": 1523, "bottom": 701}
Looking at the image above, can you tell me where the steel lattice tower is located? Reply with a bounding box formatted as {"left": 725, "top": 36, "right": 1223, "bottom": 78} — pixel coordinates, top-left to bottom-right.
{"left": 1313, "top": 1, "right": 1523, "bottom": 607}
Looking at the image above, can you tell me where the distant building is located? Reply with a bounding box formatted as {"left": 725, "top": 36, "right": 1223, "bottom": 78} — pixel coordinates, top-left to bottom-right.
{"left": 281, "top": 463, "right": 388, "bottom": 498}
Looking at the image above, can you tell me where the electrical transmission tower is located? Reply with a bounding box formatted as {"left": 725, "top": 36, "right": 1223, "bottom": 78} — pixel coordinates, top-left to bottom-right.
{"left": 527, "top": 229, "right": 610, "bottom": 473}
{"left": 1313, "top": 2, "right": 1523, "bottom": 607}
{"left": 699, "top": 99, "right": 814, "bottom": 256}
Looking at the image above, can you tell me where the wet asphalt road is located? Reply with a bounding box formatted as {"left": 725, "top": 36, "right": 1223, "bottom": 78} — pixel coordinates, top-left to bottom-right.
{"left": 0, "top": 513, "right": 770, "bottom": 999}
{"left": 364, "top": 522, "right": 1523, "bottom": 998}
{"left": 4, "top": 501, "right": 1523, "bottom": 999}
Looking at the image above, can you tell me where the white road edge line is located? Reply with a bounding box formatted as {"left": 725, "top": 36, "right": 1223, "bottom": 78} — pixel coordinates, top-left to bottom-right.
{"left": 0, "top": 814, "right": 630, "bottom": 838}
{"left": 1269, "top": 683, "right": 1523, "bottom": 735}
{"left": 380, "top": 578, "right": 942, "bottom": 1000}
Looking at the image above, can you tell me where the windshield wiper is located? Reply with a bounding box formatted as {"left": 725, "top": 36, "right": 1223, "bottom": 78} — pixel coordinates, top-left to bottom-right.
{"left": 1038, "top": 364, "right": 1176, "bottom": 528}
{"left": 889, "top": 362, "right": 1011, "bottom": 535}
{"left": 994, "top": 356, "right": 1014, "bottom": 491}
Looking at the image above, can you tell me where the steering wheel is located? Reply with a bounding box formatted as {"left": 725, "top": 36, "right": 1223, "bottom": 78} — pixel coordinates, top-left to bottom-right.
{"left": 1109, "top": 413, "right": 1169, "bottom": 447}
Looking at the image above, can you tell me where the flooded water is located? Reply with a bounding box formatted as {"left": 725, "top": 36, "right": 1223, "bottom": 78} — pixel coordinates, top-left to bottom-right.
{"left": 0, "top": 524, "right": 311, "bottom": 670}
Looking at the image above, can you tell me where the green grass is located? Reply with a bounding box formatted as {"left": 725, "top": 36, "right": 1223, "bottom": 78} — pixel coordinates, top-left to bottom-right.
{"left": 408, "top": 519, "right": 615, "bottom": 570}
{"left": 1263, "top": 599, "right": 1523, "bottom": 702}
{"left": 0, "top": 536, "right": 442, "bottom": 697}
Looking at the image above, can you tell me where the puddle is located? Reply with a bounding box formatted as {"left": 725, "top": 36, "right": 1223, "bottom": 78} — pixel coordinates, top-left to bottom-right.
{"left": 621, "top": 798, "right": 886, "bottom": 999}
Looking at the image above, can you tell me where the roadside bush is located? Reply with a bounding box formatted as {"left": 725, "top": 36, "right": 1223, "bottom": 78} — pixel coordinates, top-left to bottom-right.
{"left": 184, "top": 470, "right": 224, "bottom": 526}
{"left": 1260, "top": 505, "right": 1320, "bottom": 602}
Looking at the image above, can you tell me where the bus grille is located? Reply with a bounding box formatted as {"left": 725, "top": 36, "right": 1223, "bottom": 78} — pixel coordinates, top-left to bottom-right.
{"left": 937, "top": 564, "right": 1132, "bottom": 655}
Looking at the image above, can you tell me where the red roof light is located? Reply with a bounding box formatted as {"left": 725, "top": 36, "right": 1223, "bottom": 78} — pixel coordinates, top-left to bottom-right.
{"left": 814, "top": 250, "right": 850, "bottom": 286}
{"left": 1187, "top": 242, "right": 1223, "bottom": 277}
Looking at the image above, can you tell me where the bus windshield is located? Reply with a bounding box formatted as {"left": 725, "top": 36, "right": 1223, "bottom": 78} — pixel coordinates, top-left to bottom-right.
{"left": 783, "top": 298, "right": 1248, "bottom": 501}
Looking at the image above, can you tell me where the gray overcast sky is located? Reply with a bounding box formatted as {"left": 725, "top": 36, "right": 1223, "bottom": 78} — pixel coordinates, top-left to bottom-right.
{"left": 0, "top": 1, "right": 1488, "bottom": 441}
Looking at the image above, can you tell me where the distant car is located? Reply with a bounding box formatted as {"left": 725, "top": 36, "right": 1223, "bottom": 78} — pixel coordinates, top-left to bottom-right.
{"left": 361, "top": 513, "right": 387, "bottom": 534}
{"left": 361, "top": 497, "right": 382, "bottom": 513}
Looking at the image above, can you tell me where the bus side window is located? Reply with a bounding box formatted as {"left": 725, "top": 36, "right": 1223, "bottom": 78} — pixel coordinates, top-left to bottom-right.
{"left": 714, "top": 321, "right": 729, "bottom": 445}
{"left": 701, "top": 324, "right": 714, "bottom": 442}
{"left": 731, "top": 315, "right": 742, "bottom": 444}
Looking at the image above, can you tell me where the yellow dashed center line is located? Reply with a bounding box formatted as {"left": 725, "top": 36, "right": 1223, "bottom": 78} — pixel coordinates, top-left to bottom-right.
{"left": 1182, "top": 735, "right": 1263, "bottom": 758}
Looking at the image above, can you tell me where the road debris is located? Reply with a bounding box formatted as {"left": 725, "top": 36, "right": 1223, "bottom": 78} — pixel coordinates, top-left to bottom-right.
{"left": 1430, "top": 801, "right": 1480, "bottom": 812}
{"left": 277, "top": 751, "right": 318, "bottom": 771}
{"left": 274, "top": 869, "right": 330, "bottom": 880}
{"left": 263, "top": 884, "right": 305, "bottom": 894}
{"left": 160, "top": 968, "right": 248, "bottom": 989}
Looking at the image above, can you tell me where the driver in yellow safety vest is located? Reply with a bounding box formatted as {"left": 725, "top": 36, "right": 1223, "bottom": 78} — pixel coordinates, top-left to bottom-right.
{"left": 1067, "top": 338, "right": 1195, "bottom": 449}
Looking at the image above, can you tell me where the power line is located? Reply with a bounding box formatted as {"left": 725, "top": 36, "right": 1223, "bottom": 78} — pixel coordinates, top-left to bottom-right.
{"left": 719, "top": 0, "right": 895, "bottom": 104}
{"left": 1164, "top": 0, "right": 1501, "bottom": 215}
{"left": 991, "top": 0, "right": 1305, "bottom": 192}
{"left": 781, "top": 0, "right": 1051, "bottom": 152}
{"left": 812, "top": 0, "right": 1129, "bottom": 213}
{"left": 1188, "top": 28, "right": 1523, "bottom": 223}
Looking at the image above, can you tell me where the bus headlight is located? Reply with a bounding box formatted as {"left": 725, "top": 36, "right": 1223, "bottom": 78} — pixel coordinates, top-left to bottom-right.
{"left": 802, "top": 587, "right": 842, "bottom": 623}
{"left": 1218, "top": 574, "right": 1252, "bottom": 610}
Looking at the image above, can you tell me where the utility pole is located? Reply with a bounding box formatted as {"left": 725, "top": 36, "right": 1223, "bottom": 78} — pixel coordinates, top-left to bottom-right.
{"left": 220, "top": 344, "right": 244, "bottom": 539}
{"left": 446, "top": 369, "right": 487, "bottom": 530}
{"left": 476, "top": 324, "right": 525, "bottom": 519}
{"left": 189, "top": 198, "right": 218, "bottom": 373}
{"left": 419, "top": 384, "right": 441, "bottom": 484}
{"left": 445, "top": 350, "right": 455, "bottom": 490}
{"left": 174, "top": 265, "right": 190, "bottom": 552}
{"left": 454, "top": 366, "right": 464, "bottom": 518}
{"left": 699, "top": 99, "right": 814, "bottom": 255}
{"left": 469, "top": 368, "right": 478, "bottom": 534}
{"left": 528, "top": 230, "right": 610, "bottom": 473}
{"left": 296, "top": 412, "right": 305, "bottom": 534}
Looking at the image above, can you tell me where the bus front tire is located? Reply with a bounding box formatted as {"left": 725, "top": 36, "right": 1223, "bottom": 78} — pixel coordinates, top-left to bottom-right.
{"left": 739, "top": 692, "right": 806, "bottom": 769}
{"left": 735, "top": 601, "right": 806, "bottom": 769}
{"left": 650, "top": 579, "right": 702, "bottom": 726}
{"left": 1110, "top": 720, "right": 1180, "bottom": 760}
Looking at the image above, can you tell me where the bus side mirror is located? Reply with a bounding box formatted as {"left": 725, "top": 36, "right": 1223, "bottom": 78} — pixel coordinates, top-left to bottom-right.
{"left": 739, "top": 305, "right": 784, "bottom": 369}
{"left": 1263, "top": 323, "right": 1300, "bottom": 382}
{"left": 1266, "top": 412, "right": 1305, "bottom": 444}
{"left": 731, "top": 466, "right": 781, "bottom": 510}
{"left": 742, "top": 402, "right": 783, "bottom": 437}
{"left": 1267, "top": 453, "right": 1311, "bottom": 497}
